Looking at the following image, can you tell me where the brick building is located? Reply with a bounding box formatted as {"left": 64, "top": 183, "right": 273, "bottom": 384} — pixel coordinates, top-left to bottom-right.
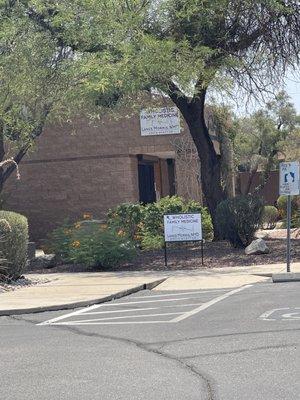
{"left": 5, "top": 107, "right": 205, "bottom": 241}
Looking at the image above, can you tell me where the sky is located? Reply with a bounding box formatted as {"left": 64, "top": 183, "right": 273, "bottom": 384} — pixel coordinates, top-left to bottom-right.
{"left": 213, "top": 69, "right": 300, "bottom": 117}
{"left": 285, "top": 73, "right": 300, "bottom": 113}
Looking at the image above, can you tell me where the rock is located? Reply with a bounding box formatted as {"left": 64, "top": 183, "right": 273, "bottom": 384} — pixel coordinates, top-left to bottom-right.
{"left": 29, "top": 254, "right": 57, "bottom": 270}
{"left": 245, "top": 239, "right": 270, "bottom": 255}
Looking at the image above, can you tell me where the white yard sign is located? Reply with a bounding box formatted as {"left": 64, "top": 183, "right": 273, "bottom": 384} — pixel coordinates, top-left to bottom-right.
{"left": 140, "top": 107, "right": 180, "bottom": 136}
{"left": 164, "top": 213, "right": 202, "bottom": 242}
{"left": 279, "top": 161, "right": 300, "bottom": 196}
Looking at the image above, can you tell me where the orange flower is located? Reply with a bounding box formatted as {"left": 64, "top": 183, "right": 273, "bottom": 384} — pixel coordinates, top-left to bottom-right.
{"left": 74, "top": 222, "right": 82, "bottom": 229}
{"left": 117, "top": 229, "right": 125, "bottom": 237}
{"left": 83, "top": 212, "right": 93, "bottom": 220}
{"left": 71, "top": 240, "right": 81, "bottom": 248}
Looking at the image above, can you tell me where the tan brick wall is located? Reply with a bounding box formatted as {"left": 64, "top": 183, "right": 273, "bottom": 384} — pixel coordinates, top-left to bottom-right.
{"left": 5, "top": 155, "right": 139, "bottom": 241}
{"left": 4, "top": 109, "right": 204, "bottom": 240}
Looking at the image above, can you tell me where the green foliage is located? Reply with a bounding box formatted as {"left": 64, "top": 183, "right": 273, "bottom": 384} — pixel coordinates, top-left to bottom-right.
{"left": 234, "top": 92, "right": 299, "bottom": 178}
{"left": 277, "top": 195, "right": 300, "bottom": 228}
{"left": 0, "top": 1, "right": 131, "bottom": 190}
{"left": 291, "top": 209, "right": 300, "bottom": 229}
{"left": 140, "top": 233, "right": 164, "bottom": 251}
{"left": 277, "top": 195, "right": 300, "bottom": 219}
{"left": 11, "top": 2, "right": 300, "bottom": 115}
{"left": 49, "top": 222, "right": 137, "bottom": 268}
{"left": 185, "top": 200, "right": 213, "bottom": 241}
{"left": 0, "top": 218, "right": 11, "bottom": 281}
{"left": 142, "top": 196, "right": 213, "bottom": 244}
{"left": 68, "top": 226, "right": 137, "bottom": 268}
{"left": 261, "top": 206, "right": 279, "bottom": 230}
{"left": 0, "top": 5, "right": 87, "bottom": 144}
{"left": 279, "top": 128, "right": 300, "bottom": 161}
{"left": 216, "top": 195, "right": 264, "bottom": 248}
{"left": 2, "top": 1, "right": 299, "bottom": 240}
{"left": 142, "top": 203, "right": 163, "bottom": 237}
{"left": 107, "top": 203, "right": 144, "bottom": 240}
{"left": 108, "top": 196, "right": 213, "bottom": 251}
{"left": 0, "top": 211, "right": 28, "bottom": 280}
{"left": 47, "top": 221, "right": 74, "bottom": 261}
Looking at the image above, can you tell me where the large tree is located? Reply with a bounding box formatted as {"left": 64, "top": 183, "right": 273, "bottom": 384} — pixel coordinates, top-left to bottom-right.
{"left": 140, "top": 0, "right": 300, "bottom": 232}
{"left": 13, "top": 0, "right": 300, "bottom": 234}
{"left": 0, "top": 1, "right": 129, "bottom": 192}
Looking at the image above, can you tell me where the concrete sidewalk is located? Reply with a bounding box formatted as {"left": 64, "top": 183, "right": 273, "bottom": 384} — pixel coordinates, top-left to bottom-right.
{"left": 0, "top": 272, "right": 167, "bottom": 316}
{"left": 1, "top": 262, "right": 299, "bottom": 316}
{"left": 154, "top": 262, "right": 300, "bottom": 290}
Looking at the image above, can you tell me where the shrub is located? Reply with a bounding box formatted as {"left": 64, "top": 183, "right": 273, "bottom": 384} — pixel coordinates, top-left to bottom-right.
{"left": 140, "top": 233, "right": 164, "bottom": 251}
{"left": 280, "top": 209, "right": 300, "bottom": 229}
{"left": 47, "top": 221, "right": 73, "bottom": 260}
{"left": 291, "top": 209, "right": 300, "bottom": 228}
{"left": 185, "top": 200, "right": 213, "bottom": 241}
{"left": 277, "top": 195, "right": 300, "bottom": 228}
{"left": 156, "top": 195, "right": 187, "bottom": 214}
{"left": 277, "top": 195, "right": 299, "bottom": 219}
{"left": 0, "top": 219, "right": 11, "bottom": 281}
{"left": 216, "top": 195, "right": 264, "bottom": 248}
{"left": 155, "top": 196, "right": 213, "bottom": 241}
{"left": 107, "top": 203, "right": 144, "bottom": 240}
{"left": 261, "top": 206, "right": 279, "bottom": 230}
{"left": 49, "top": 221, "right": 137, "bottom": 268}
{"left": 0, "top": 211, "right": 28, "bottom": 279}
{"left": 108, "top": 196, "right": 213, "bottom": 250}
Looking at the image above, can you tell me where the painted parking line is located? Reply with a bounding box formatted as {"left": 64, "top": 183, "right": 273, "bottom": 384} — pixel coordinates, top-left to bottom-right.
{"left": 82, "top": 303, "right": 204, "bottom": 315}
{"left": 171, "top": 285, "right": 253, "bottom": 322}
{"left": 129, "top": 289, "right": 229, "bottom": 299}
{"left": 53, "top": 312, "right": 183, "bottom": 324}
{"left": 39, "top": 285, "right": 252, "bottom": 326}
{"left": 259, "top": 307, "right": 300, "bottom": 321}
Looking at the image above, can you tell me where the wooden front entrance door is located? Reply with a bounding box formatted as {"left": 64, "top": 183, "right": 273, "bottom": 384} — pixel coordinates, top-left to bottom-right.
{"left": 138, "top": 163, "right": 156, "bottom": 203}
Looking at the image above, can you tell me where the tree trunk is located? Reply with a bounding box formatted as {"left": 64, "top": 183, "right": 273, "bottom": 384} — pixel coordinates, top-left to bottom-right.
{"left": 168, "top": 85, "right": 226, "bottom": 237}
{"left": 219, "top": 130, "right": 236, "bottom": 198}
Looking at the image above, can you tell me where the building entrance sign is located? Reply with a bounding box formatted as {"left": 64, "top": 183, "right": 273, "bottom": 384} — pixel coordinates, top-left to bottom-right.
{"left": 164, "top": 213, "right": 202, "bottom": 242}
{"left": 163, "top": 213, "right": 203, "bottom": 267}
{"left": 140, "top": 107, "right": 181, "bottom": 136}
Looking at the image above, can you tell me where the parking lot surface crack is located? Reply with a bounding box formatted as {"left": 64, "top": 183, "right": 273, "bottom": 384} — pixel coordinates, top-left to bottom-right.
{"left": 147, "top": 327, "right": 300, "bottom": 347}
{"left": 51, "top": 324, "right": 217, "bottom": 400}
{"left": 181, "top": 343, "right": 299, "bottom": 360}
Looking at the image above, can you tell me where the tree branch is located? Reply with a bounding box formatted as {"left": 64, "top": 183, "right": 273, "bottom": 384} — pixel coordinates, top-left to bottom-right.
{"left": 166, "top": 81, "right": 190, "bottom": 120}
{"left": 1, "top": 144, "right": 30, "bottom": 184}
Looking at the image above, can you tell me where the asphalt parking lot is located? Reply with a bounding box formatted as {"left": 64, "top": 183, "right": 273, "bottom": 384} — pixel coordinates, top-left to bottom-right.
{"left": 1, "top": 281, "right": 299, "bottom": 400}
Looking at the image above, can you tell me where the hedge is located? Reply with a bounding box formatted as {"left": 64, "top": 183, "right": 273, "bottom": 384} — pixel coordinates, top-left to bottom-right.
{"left": 216, "top": 195, "right": 264, "bottom": 248}
{"left": 0, "top": 211, "right": 28, "bottom": 280}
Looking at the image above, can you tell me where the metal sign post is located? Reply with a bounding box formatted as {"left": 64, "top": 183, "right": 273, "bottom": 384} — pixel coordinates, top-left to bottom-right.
{"left": 279, "top": 162, "right": 300, "bottom": 273}
{"left": 286, "top": 195, "right": 292, "bottom": 273}
{"left": 164, "top": 241, "right": 168, "bottom": 268}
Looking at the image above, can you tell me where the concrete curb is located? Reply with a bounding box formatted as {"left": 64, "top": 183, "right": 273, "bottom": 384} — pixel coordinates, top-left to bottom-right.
{"left": 252, "top": 273, "right": 273, "bottom": 278}
{"left": 272, "top": 273, "right": 300, "bottom": 283}
{"left": 0, "top": 278, "right": 167, "bottom": 317}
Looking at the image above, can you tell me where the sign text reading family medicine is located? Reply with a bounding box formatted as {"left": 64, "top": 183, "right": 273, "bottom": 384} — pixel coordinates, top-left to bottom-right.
{"left": 164, "top": 213, "right": 202, "bottom": 242}
{"left": 140, "top": 107, "right": 181, "bottom": 136}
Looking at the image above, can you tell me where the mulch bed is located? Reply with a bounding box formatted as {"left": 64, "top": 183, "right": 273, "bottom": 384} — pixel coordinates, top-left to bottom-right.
{"left": 25, "top": 238, "right": 300, "bottom": 274}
